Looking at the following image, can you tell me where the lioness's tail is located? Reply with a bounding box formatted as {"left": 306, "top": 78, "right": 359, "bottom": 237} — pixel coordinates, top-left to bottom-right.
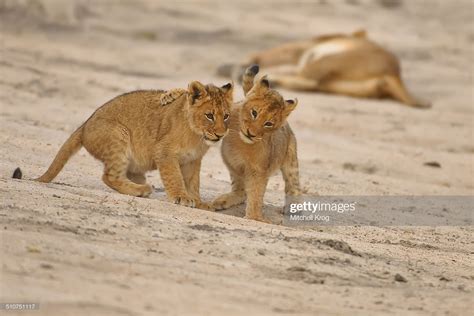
{"left": 13, "top": 126, "right": 84, "bottom": 182}
{"left": 242, "top": 64, "right": 260, "bottom": 95}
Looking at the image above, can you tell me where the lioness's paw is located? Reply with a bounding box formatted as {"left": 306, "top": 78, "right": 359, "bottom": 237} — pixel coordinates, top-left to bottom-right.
{"left": 160, "top": 88, "right": 187, "bottom": 106}
{"left": 172, "top": 195, "right": 196, "bottom": 208}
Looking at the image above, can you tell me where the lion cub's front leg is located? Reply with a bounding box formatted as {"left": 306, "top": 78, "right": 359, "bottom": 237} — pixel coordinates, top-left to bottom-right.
{"left": 181, "top": 159, "right": 211, "bottom": 210}
{"left": 211, "top": 172, "right": 246, "bottom": 210}
{"left": 156, "top": 158, "right": 197, "bottom": 208}
{"left": 244, "top": 175, "right": 271, "bottom": 223}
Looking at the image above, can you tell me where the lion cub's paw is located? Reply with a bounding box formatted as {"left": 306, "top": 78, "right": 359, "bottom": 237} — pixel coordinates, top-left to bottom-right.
{"left": 210, "top": 194, "right": 235, "bottom": 211}
{"left": 244, "top": 215, "right": 272, "bottom": 224}
{"left": 210, "top": 199, "right": 227, "bottom": 211}
{"left": 197, "top": 201, "right": 214, "bottom": 211}
{"left": 136, "top": 184, "right": 153, "bottom": 198}
{"left": 171, "top": 195, "right": 197, "bottom": 208}
{"left": 160, "top": 88, "right": 187, "bottom": 106}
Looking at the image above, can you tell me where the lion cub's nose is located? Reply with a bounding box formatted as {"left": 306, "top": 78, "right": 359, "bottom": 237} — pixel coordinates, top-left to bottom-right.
{"left": 246, "top": 129, "right": 256, "bottom": 139}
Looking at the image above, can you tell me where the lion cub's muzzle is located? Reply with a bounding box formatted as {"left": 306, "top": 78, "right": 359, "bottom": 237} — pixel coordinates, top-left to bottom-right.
{"left": 239, "top": 128, "right": 260, "bottom": 144}
{"left": 204, "top": 132, "right": 227, "bottom": 145}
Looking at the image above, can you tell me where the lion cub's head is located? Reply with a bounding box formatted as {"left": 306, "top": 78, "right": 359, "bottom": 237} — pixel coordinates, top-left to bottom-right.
{"left": 186, "top": 81, "right": 233, "bottom": 146}
{"left": 239, "top": 67, "right": 297, "bottom": 144}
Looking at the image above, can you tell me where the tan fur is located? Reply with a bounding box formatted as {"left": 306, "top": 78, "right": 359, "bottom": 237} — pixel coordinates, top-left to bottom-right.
{"left": 212, "top": 66, "right": 301, "bottom": 223}
{"left": 35, "top": 81, "right": 233, "bottom": 208}
{"left": 236, "top": 30, "right": 430, "bottom": 108}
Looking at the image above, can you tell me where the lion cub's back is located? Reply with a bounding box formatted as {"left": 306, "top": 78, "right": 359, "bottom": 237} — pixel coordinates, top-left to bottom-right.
{"left": 88, "top": 90, "right": 165, "bottom": 123}
{"left": 82, "top": 90, "right": 168, "bottom": 146}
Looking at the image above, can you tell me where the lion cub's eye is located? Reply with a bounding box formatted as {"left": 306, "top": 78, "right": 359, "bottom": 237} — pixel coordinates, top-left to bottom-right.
{"left": 223, "top": 113, "right": 230, "bottom": 121}
{"left": 205, "top": 113, "right": 214, "bottom": 121}
{"left": 251, "top": 109, "right": 258, "bottom": 119}
{"left": 264, "top": 121, "right": 274, "bottom": 128}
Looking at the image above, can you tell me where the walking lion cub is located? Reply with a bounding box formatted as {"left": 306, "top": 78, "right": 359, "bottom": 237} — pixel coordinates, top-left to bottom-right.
{"left": 211, "top": 65, "right": 301, "bottom": 222}
{"left": 14, "top": 82, "right": 233, "bottom": 208}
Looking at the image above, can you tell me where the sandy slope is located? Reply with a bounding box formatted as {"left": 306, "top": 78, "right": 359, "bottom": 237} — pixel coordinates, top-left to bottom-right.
{"left": 0, "top": 0, "right": 473, "bottom": 315}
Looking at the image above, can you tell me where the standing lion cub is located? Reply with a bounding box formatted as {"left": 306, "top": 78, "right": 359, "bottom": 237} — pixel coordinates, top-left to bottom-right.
{"left": 14, "top": 82, "right": 233, "bottom": 208}
{"left": 211, "top": 65, "right": 301, "bottom": 223}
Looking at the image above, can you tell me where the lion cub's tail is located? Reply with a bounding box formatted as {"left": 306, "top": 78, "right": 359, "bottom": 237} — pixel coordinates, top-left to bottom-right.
{"left": 13, "top": 126, "right": 84, "bottom": 182}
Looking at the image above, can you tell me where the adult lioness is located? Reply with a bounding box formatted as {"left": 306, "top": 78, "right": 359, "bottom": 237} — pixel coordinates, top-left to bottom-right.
{"left": 13, "top": 82, "right": 233, "bottom": 208}
{"left": 218, "top": 30, "right": 430, "bottom": 108}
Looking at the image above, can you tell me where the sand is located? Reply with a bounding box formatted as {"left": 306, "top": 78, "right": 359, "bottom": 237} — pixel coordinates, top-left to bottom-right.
{"left": 0, "top": 0, "right": 473, "bottom": 315}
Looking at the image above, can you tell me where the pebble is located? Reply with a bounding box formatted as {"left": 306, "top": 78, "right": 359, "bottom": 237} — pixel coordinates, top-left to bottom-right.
{"left": 394, "top": 273, "right": 407, "bottom": 282}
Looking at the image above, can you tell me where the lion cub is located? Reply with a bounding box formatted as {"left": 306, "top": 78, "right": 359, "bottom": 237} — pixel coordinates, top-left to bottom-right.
{"left": 211, "top": 65, "right": 301, "bottom": 222}
{"left": 17, "top": 81, "right": 233, "bottom": 208}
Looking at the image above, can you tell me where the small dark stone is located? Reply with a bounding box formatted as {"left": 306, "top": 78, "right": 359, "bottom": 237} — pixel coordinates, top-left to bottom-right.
{"left": 424, "top": 161, "right": 441, "bottom": 168}
{"left": 12, "top": 167, "right": 22, "bottom": 179}
{"left": 287, "top": 266, "right": 308, "bottom": 272}
{"left": 40, "top": 263, "right": 54, "bottom": 269}
{"left": 394, "top": 273, "right": 407, "bottom": 282}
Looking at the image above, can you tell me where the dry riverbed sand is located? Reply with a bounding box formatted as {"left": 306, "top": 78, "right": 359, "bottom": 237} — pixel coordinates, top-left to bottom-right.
{"left": 0, "top": 1, "right": 473, "bottom": 315}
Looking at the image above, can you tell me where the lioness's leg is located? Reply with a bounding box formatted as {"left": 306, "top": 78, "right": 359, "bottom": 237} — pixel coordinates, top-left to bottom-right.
{"left": 267, "top": 74, "right": 319, "bottom": 91}
{"left": 212, "top": 172, "right": 246, "bottom": 210}
{"left": 244, "top": 175, "right": 270, "bottom": 223}
{"left": 156, "top": 157, "right": 196, "bottom": 207}
{"left": 281, "top": 134, "right": 302, "bottom": 213}
{"left": 318, "top": 78, "right": 385, "bottom": 98}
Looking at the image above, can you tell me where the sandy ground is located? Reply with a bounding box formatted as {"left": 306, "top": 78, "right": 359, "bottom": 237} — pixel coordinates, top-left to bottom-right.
{"left": 0, "top": 0, "right": 473, "bottom": 315}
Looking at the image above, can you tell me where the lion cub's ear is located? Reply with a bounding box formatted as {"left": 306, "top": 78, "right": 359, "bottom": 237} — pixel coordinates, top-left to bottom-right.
{"left": 251, "top": 75, "right": 270, "bottom": 95}
{"left": 220, "top": 82, "right": 234, "bottom": 102}
{"left": 188, "top": 81, "right": 208, "bottom": 105}
{"left": 283, "top": 98, "right": 298, "bottom": 116}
